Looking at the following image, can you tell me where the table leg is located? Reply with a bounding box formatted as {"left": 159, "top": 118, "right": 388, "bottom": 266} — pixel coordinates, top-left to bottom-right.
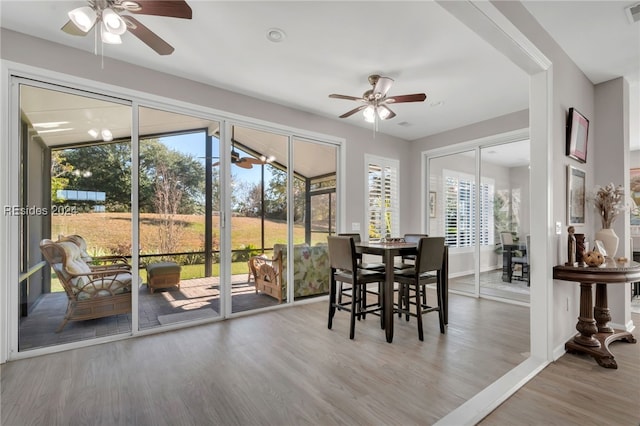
{"left": 573, "top": 282, "right": 600, "bottom": 347}
{"left": 594, "top": 283, "right": 613, "bottom": 333}
{"left": 565, "top": 281, "right": 637, "bottom": 369}
{"left": 384, "top": 251, "right": 394, "bottom": 343}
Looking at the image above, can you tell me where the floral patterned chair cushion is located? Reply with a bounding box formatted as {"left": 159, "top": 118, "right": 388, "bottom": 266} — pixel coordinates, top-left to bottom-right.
{"left": 273, "top": 243, "right": 330, "bottom": 298}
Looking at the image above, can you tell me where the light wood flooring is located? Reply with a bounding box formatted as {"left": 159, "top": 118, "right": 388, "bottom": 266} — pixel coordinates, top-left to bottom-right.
{"left": 2, "top": 292, "right": 638, "bottom": 425}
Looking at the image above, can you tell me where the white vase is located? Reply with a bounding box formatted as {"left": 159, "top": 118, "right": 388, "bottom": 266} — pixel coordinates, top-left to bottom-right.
{"left": 595, "top": 228, "right": 619, "bottom": 258}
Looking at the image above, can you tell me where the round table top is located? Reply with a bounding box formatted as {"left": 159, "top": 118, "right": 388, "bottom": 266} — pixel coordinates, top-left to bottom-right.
{"left": 553, "top": 258, "right": 640, "bottom": 283}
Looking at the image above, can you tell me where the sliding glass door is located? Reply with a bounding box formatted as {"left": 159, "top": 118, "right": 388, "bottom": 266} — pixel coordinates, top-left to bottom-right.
{"left": 137, "top": 107, "right": 221, "bottom": 329}
{"left": 229, "top": 125, "right": 289, "bottom": 312}
{"left": 479, "top": 141, "right": 530, "bottom": 302}
{"left": 17, "top": 82, "right": 132, "bottom": 350}
{"left": 429, "top": 150, "right": 478, "bottom": 295}
{"left": 428, "top": 139, "right": 530, "bottom": 303}
{"left": 11, "top": 75, "right": 342, "bottom": 356}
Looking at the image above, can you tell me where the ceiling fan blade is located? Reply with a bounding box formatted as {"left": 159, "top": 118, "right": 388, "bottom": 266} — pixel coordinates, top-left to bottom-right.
{"left": 385, "top": 93, "right": 427, "bottom": 104}
{"left": 373, "top": 76, "right": 394, "bottom": 97}
{"left": 244, "top": 157, "right": 264, "bottom": 165}
{"left": 126, "top": 0, "right": 193, "bottom": 19}
{"left": 378, "top": 105, "right": 396, "bottom": 120}
{"left": 235, "top": 160, "right": 253, "bottom": 169}
{"left": 122, "top": 16, "right": 174, "bottom": 55}
{"left": 339, "top": 105, "right": 368, "bottom": 118}
{"left": 61, "top": 19, "right": 91, "bottom": 36}
{"left": 212, "top": 161, "right": 220, "bottom": 167}
{"left": 329, "top": 94, "right": 362, "bottom": 101}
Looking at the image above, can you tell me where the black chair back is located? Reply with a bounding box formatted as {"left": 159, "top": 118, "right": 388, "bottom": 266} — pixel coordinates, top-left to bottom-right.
{"left": 328, "top": 236, "right": 357, "bottom": 273}
{"left": 416, "top": 237, "right": 445, "bottom": 274}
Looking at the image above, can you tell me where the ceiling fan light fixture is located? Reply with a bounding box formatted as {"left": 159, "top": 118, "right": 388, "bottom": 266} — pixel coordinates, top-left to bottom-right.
{"left": 102, "top": 8, "right": 127, "bottom": 35}
{"left": 68, "top": 6, "right": 97, "bottom": 32}
{"left": 363, "top": 105, "right": 376, "bottom": 123}
{"left": 377, "top": 106, "right": 391, "bottom": 120}
{"left": 101, "top": 128, "right": 113, "bottom": 141}
{"left": 88, "top": 128, "right": 99, "bottom": 139}
{"left": 121, "top": 1, "right": 142, "bottom": 12}
{"left": 101, "top": 23, "right": 122, "bottom": 44}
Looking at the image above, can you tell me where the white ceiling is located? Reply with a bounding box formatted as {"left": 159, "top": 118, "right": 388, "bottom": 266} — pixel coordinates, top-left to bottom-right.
{"left": 1, "top": 1, "right": 638, "bottom": 146}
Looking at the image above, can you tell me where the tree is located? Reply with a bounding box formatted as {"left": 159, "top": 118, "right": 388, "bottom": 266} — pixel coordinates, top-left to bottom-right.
{"left": 154, "top": 163, "right": 185, "bottom": 255}
{"left": 58, "top": 139, "right": 207, "bottom": 214}
{"left": 61, "top": 143, "right": 132, "bottom": 211}
{"left": 139, "top": 139, "right": 205, "bottom": 214}
{"left": 50, "top": 150, "right": 73, "bottom": 202}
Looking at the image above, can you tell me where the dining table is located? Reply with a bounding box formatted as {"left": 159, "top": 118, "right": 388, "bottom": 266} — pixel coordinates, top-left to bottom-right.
{"left": 356, "top": 241, "right": 449, "bottom": 343}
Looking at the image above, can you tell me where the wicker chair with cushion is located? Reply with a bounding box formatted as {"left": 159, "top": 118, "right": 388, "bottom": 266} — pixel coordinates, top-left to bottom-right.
{"left": 249, "top": 243, "right": 331, "bottom": 302}
{"left": 57, "top": 234, "right": 131, "bottom": 271}
{"left": 40, "top": 239, "right": 133, "bottom": 332}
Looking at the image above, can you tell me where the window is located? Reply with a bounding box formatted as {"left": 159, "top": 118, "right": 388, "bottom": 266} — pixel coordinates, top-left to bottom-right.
{"left": 366, "top": 155, "right": 399, "bottom": 241}
{"left": 443, "top": 170, "right": 494, "bottom": 248}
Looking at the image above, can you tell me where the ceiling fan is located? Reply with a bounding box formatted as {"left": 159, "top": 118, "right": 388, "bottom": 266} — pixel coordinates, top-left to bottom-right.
{"left": 329, "top": 74, "right": 426, "bottom": 123}
{"left": 62, "top": 0, "right": 192, "bottom": 55}
{"left": 211, "top": 139, "right": 272, "bottom": 170}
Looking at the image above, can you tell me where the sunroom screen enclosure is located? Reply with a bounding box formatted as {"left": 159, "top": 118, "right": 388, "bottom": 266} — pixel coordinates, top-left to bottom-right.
{"left": 14, "top": 79, "right": 339, "bottom": 352}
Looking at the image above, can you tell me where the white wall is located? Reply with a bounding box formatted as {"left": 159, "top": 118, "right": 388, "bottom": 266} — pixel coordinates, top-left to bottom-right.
{"left": 489, "top": 1, "right": 637, "bottom": 352}
{"left": 594, "top": 77, "right": 633, "bottom": 329}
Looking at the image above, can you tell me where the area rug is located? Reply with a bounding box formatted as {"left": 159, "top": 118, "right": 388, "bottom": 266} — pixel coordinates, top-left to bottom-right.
{"left": 157, "top": 308, "right": 218, "bottom": 325}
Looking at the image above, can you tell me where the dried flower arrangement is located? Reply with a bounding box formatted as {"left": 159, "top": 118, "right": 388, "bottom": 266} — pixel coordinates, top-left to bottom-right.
{"left": 592, "top": 183, "right": 626, "bottom": 228}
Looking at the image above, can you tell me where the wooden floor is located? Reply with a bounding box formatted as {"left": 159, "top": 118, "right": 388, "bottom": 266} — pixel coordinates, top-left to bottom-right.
{"left": 481, "top": 312, "right": 640, "bottom": 425}
{"left": 2, "top": 292, "right": 638, "bottom": 425}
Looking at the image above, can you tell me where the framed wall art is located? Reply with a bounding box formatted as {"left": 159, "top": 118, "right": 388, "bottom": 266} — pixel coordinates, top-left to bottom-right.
{"left": 567, "top": 165, "right": 586, "bottom": 225}
{"left": 566, "top": 107, "right": 589, "bottom": 163}
{"left": 631, "top": 168, "right": 640, "bottom": 226}
{"left": 429, "top": 191, "right": 436, "bottom": 218}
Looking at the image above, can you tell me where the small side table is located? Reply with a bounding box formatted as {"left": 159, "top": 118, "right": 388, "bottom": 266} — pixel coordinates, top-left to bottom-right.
{"left": 553, "top": 259, "right": 640, "bottom": 369}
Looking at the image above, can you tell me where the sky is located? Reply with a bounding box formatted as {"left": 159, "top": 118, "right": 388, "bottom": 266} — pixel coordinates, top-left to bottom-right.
{"left": 159, "top": 131, "right": 270, "bottom": 183}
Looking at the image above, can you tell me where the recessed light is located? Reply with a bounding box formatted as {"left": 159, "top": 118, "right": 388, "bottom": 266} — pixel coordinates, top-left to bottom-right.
{"left": 430, "top": 100, "right": 444, "bottom": 108}
{"left": 266, "top": 28, "right": 286, "bottom": 43}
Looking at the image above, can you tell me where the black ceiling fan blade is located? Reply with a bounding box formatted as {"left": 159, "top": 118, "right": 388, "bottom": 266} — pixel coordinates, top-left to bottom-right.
{"left": 127, "top": 0, "right": 193, "bottom": 19}
{"left": 329, "top": 94, "right": 363, "bottom": 101}
{"left": 122, "top": 16, "right": 174, "bottom": 55}
{"left": 339, "top": 105, "right": 368, "bottom": 118}
{"left": 61, "top": 19, "right": 91, "bottom": 36}
{"left": 385, "top": 93, "right": 427, "bottom": 103}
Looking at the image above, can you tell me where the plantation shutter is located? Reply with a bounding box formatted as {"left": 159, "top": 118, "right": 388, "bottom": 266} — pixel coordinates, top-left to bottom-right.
{"left": 366, "top": 156, "right": 399, "bottom": 241}
{"left": 443, "top": 170, "right": 494, "bottom": 248}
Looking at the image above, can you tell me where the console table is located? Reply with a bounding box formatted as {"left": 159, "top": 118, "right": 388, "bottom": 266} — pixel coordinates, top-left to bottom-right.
{"left": 553, "top": 259, "right": 640, "bottom": 368}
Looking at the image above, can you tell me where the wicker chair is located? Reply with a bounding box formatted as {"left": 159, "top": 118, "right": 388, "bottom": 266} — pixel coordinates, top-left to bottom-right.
{"left": 57, "top": 234, "right": 131, "bottom": 271}
{"left": 40, "top": 239, "right": 133, "bottom": 332}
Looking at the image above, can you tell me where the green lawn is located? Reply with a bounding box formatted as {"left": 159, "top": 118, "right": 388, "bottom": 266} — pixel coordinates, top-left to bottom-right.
{"left": 51, "top": 261, "right": 251, "bottom": 293}
{"left": 49, "top": 213, "right": 329, "bottom": 293}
